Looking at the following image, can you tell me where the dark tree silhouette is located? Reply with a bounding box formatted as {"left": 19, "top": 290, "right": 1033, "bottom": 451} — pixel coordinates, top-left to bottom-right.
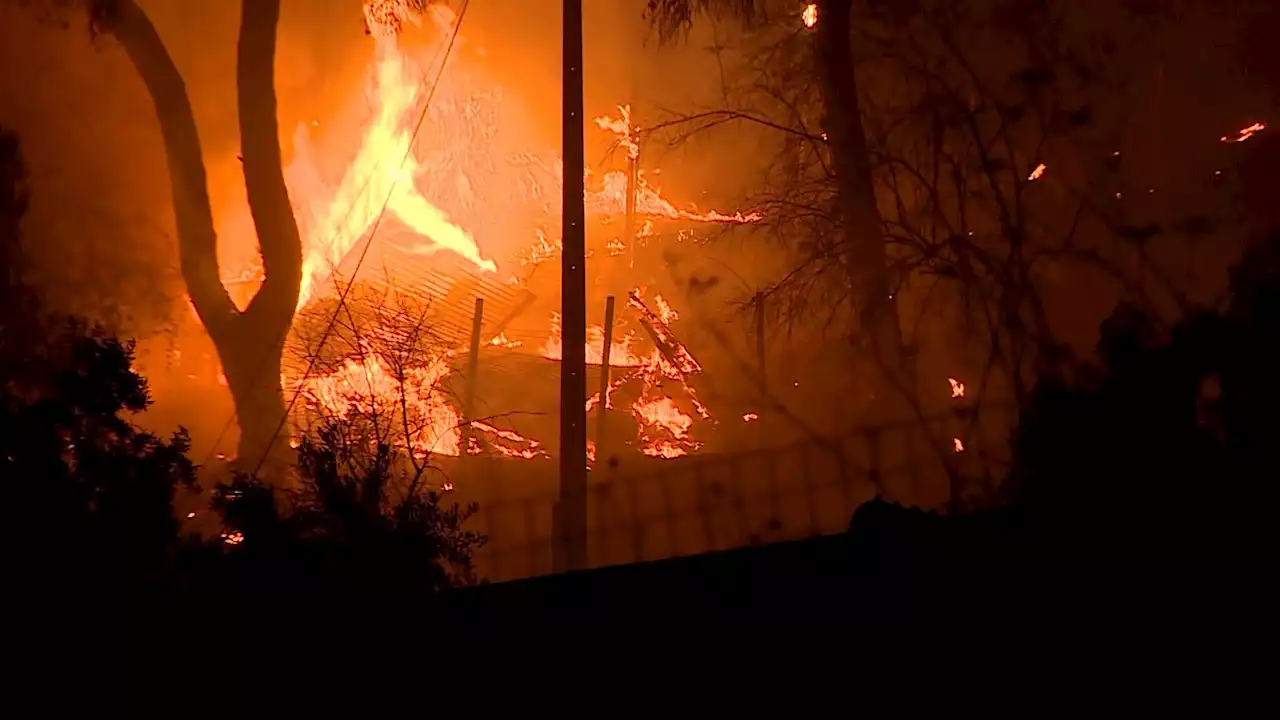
{"left": 646, "top": 0, "right": 914, "bottom": 414}
{"left": 17, "top": 0, "right": 306, "bottom": 469}
{"left": 1006, "top": 232, "right": 1278, "bottom": 564}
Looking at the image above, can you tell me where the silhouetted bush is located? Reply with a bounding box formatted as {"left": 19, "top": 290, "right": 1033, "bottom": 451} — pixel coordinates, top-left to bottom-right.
{"left": 1005, "top": 233, "right": 1278, "bottom": 566}
{"left": 207, "top": 423, "right": 487, "bottom": 595}
{"left": 1, "top": 320, "right": 200, "bottom": 593}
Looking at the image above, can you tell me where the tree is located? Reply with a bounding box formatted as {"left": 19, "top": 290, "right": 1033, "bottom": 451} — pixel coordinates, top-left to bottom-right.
{"left": 643, "top": 1, "right": 1234, "bottom": 506}
{"left": 1008, "top": 232, "right": 1279, "bottom": 560}
{"left": 19, "top": 0, "right": 305, "bottom": 469}
{"left": 646, "top": 0, "right": 914, "bottom": 417}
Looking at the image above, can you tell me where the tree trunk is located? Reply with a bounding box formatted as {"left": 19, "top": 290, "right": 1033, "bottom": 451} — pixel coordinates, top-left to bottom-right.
{"left": 105, "top": 0, "right": 301, "bottom": 470}
{"left": 815, "top": 0, "right": 914, "bottom": 414}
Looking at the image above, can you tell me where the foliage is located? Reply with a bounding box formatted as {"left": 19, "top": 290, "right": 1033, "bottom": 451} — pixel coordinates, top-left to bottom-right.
{"left": 1, "top": 319, "right": 200, "bottom": 591}
{"left": 212, "top": 421, "right": 487, "bottom": 593}
{"left": 1006, "top": 232, "right": 1278, "bottom": 555}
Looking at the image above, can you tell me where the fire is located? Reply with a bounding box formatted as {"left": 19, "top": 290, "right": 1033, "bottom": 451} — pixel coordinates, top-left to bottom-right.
{"left": 296, "top": 352, "right": 544, "bottom": 459}
{"left": 742, "top": 412, "right": 759, "bottom": 422}
{"left": 588, "top": 106, "right": 763, "bottom": 226}
{"left": 489, "top": 332, "right": 521, "bottom": 349}
{"left": 1221, "top": 122, "right": 1266, "bottom": 143}
{"left": 653, "top": 294, "right": 679, "bottom": 324}
{"left": 953, "top": 437, "right": 965, "bottom": 453}
{"left": 587, "top": 168, "right": 763, "bottom": 224}
{"left": 297, "top": 352, "right": 462, "bottom": 457}
{"left": 1027, "top": 162, "right": 1046, "bottom": 181}
{"left": 593, "top": 104, "right": 639, "bottom": 161}
{"left": 291, "top": 27, "right": 497, "bottom": 310}
{"left": 633, "top": 396, "right": 701, "bottom": 458}
{"left": 802, "top": 3, "right": 818, "bottom": 28}
{"left": 948, "top": 377, "right": 966, "bottom": 398}
{"left": 540, "top": 312, "right": 646, "bottom": 367}
{"left": 210, "top": 4, "right": 754, "bottom": 463}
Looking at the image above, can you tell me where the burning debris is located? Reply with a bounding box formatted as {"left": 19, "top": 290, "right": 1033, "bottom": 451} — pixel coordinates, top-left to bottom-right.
{"left": 1221, "top": 122, "right": 1266, "bottom": 143}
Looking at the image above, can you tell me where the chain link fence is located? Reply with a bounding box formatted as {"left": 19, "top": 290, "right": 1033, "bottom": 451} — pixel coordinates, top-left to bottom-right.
{"left": 450, "top": 406, "right": 1015, "bottom": 582}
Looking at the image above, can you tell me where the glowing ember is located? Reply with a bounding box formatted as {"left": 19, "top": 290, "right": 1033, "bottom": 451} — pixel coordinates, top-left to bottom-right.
{"left": 1027, "top": 163, "right": 1046, "bottom": 181}
{"left": 221, "top": 531, "right": 245, "bottom": 546}
{"left": 802, "top": 3, "right": 818, "bottom": 28}
{"left": 1221, "top": 122, "right": 1266, "bottom": 143}
{"left": 948, "top": 377, "right": 966, "bottom": 398}
{"left": 489, "top": 332, "right": 521, "bottom": 349}
{"left": 953, "top": 438, "right": 965, "bottom": 453}
{"left": 742, "top": 412, "right": 759, "bottom": 422}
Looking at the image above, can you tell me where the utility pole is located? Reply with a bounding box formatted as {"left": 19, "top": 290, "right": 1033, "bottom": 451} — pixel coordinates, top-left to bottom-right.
{"left": 556, "top": 0, "right": 589, "bottom": 573}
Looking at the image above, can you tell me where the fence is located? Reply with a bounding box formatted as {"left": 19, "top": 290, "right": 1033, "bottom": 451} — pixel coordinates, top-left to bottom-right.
{"left": 450, "top": 406, "right": 1015, "bottom": 582}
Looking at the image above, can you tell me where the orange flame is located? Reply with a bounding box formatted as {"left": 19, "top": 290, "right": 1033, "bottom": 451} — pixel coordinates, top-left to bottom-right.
{"left": 540, "top": 312, "right": 646, "bottom": 367}
{"left": 489, "top": 332, "right": 521, "bottom": 349}
{"left": 291, "top": 30, "right": 496, "bottom": 310}
{"left": 948, "top": 377, "right": 966, "bottom": 398}
{"left": 1027, "top": 163, "right": 1046, "bottom": 181}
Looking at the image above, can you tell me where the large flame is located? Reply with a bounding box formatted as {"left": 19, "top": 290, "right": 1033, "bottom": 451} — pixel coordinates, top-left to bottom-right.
{"left": 290, "top": 28, "right": 496, "bottom": 310}
{"left": 215, "top": 5, "right": 752, "bottom": 462}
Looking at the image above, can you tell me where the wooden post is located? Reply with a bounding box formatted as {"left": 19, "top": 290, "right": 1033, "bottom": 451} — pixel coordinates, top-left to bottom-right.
{"left": 462, "top": 297, "right": 484, "bottom": 458}
{"left": 556, "top": 0, "right": 589, "bottom": 574}
{"left": 596, "top": 296, "right": 616, "bottom": 455}
{"left": 755, "top": 291, "right": 767, "bottom": 395}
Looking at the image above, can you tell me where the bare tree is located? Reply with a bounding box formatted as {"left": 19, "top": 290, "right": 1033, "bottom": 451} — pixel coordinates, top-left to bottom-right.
{"left": 646, "top": 0, "right": 915, "bottom": 419}
{"left": 288, "top": 279, "right": 460, "bottom": 495}
{"left": 644, "top": 0, "right": 1229, "bottom": 506}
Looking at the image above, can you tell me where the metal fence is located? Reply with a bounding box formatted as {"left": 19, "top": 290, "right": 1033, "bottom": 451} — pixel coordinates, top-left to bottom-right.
{"left": 453, "top": 407, "right": 1015, "bottom": 582}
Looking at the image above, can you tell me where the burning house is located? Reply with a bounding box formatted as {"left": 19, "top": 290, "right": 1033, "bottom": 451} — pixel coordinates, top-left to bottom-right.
{"left": 272, "top": 10, "right": 762, "bottom": 473}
